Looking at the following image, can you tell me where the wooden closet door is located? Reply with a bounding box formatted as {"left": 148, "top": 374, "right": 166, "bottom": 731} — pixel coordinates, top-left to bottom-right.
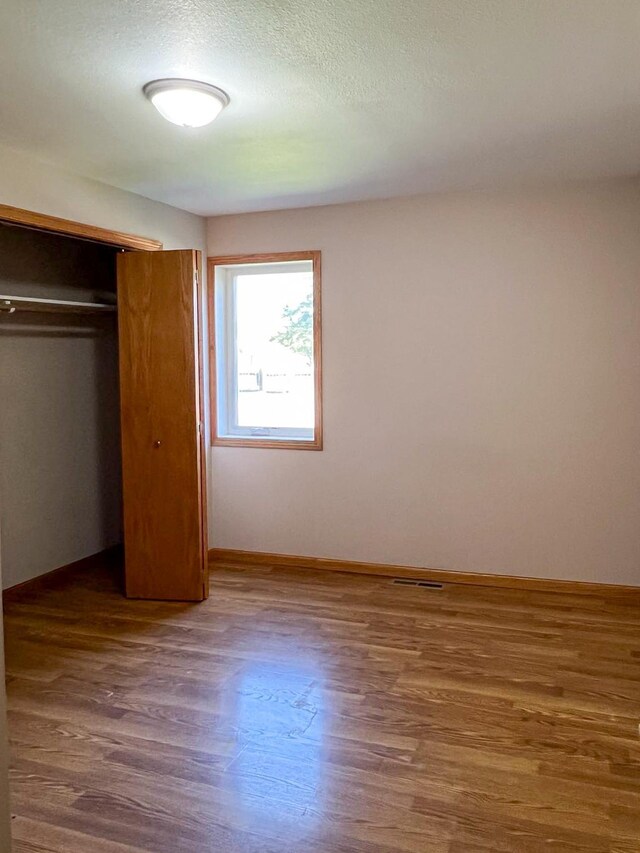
{"left": 117, "top": 249, "right": 208, "bottom": 601}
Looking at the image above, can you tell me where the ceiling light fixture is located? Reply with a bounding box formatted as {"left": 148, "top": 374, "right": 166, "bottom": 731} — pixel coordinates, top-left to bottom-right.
{"left": 143, "top": 78, "right": 230, "bottom": 128}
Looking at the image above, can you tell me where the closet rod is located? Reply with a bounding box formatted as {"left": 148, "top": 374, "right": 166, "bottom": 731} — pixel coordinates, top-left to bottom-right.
{"left": 0, "top": 294, "right": 117, "bottom": 314}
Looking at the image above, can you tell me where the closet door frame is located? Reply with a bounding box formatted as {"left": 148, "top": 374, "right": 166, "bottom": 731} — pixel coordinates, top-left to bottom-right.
{"left": 0, "top": 203, "right": 163, "bottom": 251}
{"left": 0, "top": 202, "right": 209, "bottom": 597}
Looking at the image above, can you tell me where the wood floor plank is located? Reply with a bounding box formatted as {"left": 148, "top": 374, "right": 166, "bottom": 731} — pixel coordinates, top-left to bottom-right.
{"left": 4, "top": 560, "right": 640, "bottom": 851}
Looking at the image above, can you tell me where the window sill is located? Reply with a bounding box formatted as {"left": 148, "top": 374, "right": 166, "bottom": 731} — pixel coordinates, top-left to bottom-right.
{"left": 212, "top": 435, "right": 322, "bottom": 451}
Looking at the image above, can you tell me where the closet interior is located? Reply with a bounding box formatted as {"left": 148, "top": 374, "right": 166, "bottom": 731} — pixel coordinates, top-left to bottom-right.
{"left": 0, "top": 220, "right": 207, "bottom": 601}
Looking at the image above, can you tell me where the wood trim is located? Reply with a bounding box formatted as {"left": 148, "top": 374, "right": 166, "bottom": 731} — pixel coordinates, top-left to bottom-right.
{"left": 211, "top": 437, "right": 321, "bottom": 451}
{"left": 208, "top": 251, "right": 319, "bottom": 266}
{"left": 3, "top": 546, "right": 122, "bottom": 603}
{"left": 195, "top": 251, "right": 210, "bottom": 599}
{"left": 0, "top": 203, "right": 163, "bottom": 251}
{"left": 207, "top": 251, "right": 323, "bottom": 451}
{"left": 208, "top": 547, "right": 640, "bottom": 598}
{"left": 312, "top": 251, "right": 323, "bottom": 449}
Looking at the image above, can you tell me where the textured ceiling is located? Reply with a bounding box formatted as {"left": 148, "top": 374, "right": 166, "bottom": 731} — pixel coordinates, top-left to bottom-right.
{"left": 0, "top": 1, "right": 639, "bottom": 215}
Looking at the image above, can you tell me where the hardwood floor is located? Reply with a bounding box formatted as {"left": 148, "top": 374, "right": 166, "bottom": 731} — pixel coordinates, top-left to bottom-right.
{"left": 3, "top": 559, "right": 640, "bottom": 852}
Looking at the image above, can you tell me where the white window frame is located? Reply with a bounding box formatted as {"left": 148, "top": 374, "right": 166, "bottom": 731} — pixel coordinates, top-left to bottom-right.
{"left": 210, "top": 253, "right": 322, "bottom": 450}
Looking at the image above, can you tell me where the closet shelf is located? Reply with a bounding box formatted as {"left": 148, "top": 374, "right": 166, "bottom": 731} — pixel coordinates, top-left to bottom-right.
{"left": 0, "top": 294, "right": 117, "bottom": 314}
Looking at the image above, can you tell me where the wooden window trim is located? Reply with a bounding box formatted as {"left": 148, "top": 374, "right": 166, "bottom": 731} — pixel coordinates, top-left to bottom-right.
{"left": 0, "top": 203, "right": 163, "bottom": 251}
{"left": 208, "top": 251, "right": 323, "bottom": 451}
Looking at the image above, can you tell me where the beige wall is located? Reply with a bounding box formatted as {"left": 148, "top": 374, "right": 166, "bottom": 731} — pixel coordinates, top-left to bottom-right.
{"left": 207, "top": 180, "right": 640, "bottom": 585}
{"left": 0, "top": 626, "right": 10, "bottom": 852}
{"left": 0, "top": 549, "right": 11, "bottom": 851}
{"left": 0, "top": 143, "right": 205, "bottom": 251}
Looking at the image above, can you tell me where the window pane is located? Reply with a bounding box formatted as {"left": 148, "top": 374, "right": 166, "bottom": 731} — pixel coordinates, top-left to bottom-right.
{"left": 234, "top": 268, "right": 314, "bottom": 430}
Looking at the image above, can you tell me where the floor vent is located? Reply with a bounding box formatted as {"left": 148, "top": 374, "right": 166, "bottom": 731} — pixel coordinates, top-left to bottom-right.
{"left": 392, "top": 578, "right": 444, "bottom": 590}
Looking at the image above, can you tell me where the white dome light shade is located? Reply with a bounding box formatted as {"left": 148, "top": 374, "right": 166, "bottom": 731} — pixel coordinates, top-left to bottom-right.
{"left": 143, "top": 79, "right": 230, "bottom": 128}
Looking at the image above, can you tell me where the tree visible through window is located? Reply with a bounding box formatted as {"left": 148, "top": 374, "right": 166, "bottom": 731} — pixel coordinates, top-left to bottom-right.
{"left": 271, "top": 293, "right": 313, "bottom": 365}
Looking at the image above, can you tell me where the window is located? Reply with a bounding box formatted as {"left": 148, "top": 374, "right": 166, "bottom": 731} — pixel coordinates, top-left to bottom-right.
{"left": 209, "top": 251, "right": 322, "bottom": 449}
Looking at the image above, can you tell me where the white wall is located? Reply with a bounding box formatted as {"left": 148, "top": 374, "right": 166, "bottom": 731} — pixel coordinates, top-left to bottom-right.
{"left": 207, "top": 180, "right": 640, "bottom": 586}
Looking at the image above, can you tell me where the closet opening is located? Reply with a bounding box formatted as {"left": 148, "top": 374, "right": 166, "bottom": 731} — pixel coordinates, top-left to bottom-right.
{"left": 0, "top": 221, "right": 125, "bottom": 594}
